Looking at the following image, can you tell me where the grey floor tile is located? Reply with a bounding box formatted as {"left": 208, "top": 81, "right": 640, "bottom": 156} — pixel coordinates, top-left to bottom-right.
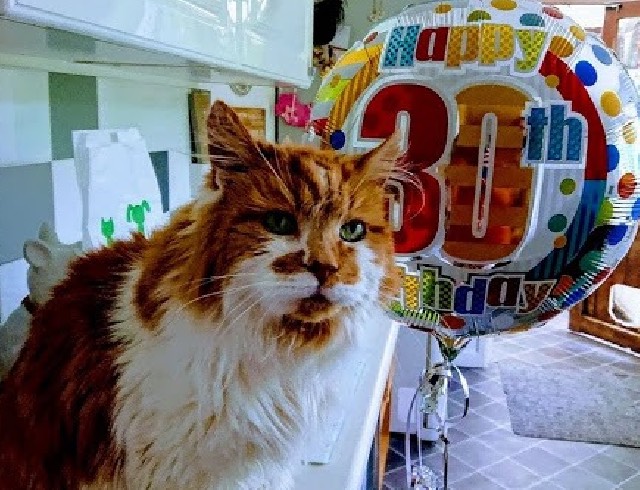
{"left": 535, "top": 332, "right": 569, "bottom": 346}
{"left": 420, "top": 450, "right": 447, "bottom": 473}
{"left": 389, "top": 432, "right": 436, "bottom": 460}
{"left": 473, "top": 380, "right": 507, "bottom": 400}
{"left": 547, "top": 330, "right": 574, "bottom": 340}
{"left": 480, "top": 366, "right": 501, "bottom": 382}
{"left": 619, "top": 473, "right": 640, "bottom": 489}
{"left": 545, "top": 360, "right": 582, "bottom": 370}
{"left": 551, "top": 465, "right": 614, "bottom": 490}
{"left": 512, "top": 349, "right": 558, "bottom": 365}
{"left": 447, "top": 438, "right": 505, "bottom": 470}
{"left": 467, "top": 388, "right": 494, "bottom": 409}
{"left": 446, "top": 427, "right": 471, "bottom": 446}
{"left": 448, "top": 399, "right": 467, "bottom": 420}
{"left": 536, "top": 439, "right": 605, "bottom": 464}
{"left": 479, "top": 402, "right": 512, "bottom": 425}
{"left": 585, "top": 349, "right": 633, "bottom": 365}
{"left": 528, "top": 480, "right": 563, "bottom": 490}
{"left": 511, "top": 447, "right": 568, "bottom": 477}
{"left": 567, "top": 356, "right": 601, "bottom": 370}
{"left": 437, "top": 455, "right": 475, "bottom": 484}
{"left": 458, "top": 368, "right": 490, "bottom": 385}
{"left": 557, "top": 340, "right": 594, "bottom": 354}
{"left": 509, "top": 336, "right": 541, "bottom": 348}
{"left": 385, "top": 447, "right": 408, "bottom": 472}
{"left": 602, "top": 445, "right": 640, "bottom": 468}
{"left": 537, "top": 346, "right": 576, "bottom": 360}
{"left": 480, "top": 428, "right": 540, "bottom": 456}
{"left": 450, "top": 387, "right": 470, "bottom": 405}
{"left": 579, "top": 453, "right": 637, "bottom": 485}
{"left": 610, "top": 360, "right": 640, "bottom": 375}
{"left": 451, "top": 471, "right": 502, "bottom": 490}
{"left": 449, "top": 396, "right": 463, "bottom": 410}
{"left": 480, "top": 459, "right": 540, "bottom": 488}
{"left": 493, "top": 339, "right": 524, "bottom": 352}
{"left": 383, "top": 466, "right": 410, "bottom": 489}
{"left": 455, "top": 411, "right": 498, "bottom": 437}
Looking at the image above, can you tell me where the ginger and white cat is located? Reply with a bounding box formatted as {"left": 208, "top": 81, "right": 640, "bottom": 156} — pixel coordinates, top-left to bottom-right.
{"left": 0, "top": 101, "right": 400, "bottom": 489}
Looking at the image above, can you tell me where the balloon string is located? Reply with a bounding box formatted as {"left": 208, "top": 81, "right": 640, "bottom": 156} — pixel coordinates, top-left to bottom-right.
{"left": 404, "top": 359, "right": 470, "bottom": 489}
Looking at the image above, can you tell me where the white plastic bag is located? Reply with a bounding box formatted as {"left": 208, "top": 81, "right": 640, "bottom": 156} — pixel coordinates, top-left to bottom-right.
{"left": 73, "top": 128, "right": 164, "bottom": 249}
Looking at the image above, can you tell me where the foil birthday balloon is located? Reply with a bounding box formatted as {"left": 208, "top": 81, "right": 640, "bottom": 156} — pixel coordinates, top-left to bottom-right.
{"left": 311, "top": 0, "right": 640, "bottom": 337}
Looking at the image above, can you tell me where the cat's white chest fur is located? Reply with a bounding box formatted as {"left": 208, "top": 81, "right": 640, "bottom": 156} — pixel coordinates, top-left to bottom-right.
{"left": 109, "top": 273, "right": 356, "bottom": 490}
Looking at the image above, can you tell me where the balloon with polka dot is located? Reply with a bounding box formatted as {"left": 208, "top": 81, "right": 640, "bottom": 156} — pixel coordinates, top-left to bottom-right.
{"left": 310, "top": 0, "right": 640, "bottom": 338}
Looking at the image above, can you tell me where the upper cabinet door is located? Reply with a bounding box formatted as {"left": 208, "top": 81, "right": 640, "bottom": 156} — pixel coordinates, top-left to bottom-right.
{"left": 236, "top": 0, "right": 313, "bottom": 84}
{"left": 0, "top": 0, "right": 313, "bottom": 87}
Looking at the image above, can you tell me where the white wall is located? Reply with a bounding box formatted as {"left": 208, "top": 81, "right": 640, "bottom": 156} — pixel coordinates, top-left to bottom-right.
{"left": 97, "top": 78, "right": 191, "bottom": 153}
{"left": 0, "top": 67, "right": 51, "bottom": 166}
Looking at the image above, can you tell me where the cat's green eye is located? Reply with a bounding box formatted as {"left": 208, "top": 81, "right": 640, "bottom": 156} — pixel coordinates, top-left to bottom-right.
{"left": 263, "top": 211, "right": 297, "bottom": 236}
{"left": 339, "top": 220, "right": 367, "bottom": 242}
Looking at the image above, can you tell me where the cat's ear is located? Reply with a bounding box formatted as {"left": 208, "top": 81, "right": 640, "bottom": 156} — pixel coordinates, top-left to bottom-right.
{"left": 207, "top": 100, "right": 262, "bottom": 173}
{"left": 358, "top": 131, "right": 405, "bottom": 180}
{"left": 24, "top": 240, "right": 52, "bottom": 268}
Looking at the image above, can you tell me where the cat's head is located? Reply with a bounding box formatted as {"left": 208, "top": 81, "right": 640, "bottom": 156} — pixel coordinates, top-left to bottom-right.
{"left": 182, "top": 101, "right": 401, "bottom": 346}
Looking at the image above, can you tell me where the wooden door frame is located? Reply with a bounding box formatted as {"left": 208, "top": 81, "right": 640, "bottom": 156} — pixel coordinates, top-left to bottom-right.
{"left": 602, "top": 1, "right": 640, "bottom": 47}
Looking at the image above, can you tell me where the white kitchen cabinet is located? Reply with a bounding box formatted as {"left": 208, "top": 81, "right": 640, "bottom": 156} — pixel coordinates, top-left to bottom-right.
{"left": 0, "top": 0, "right": 313, "bottom": 87}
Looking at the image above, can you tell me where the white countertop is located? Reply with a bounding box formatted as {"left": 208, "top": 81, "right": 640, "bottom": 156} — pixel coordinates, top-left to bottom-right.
{"left": 294, "top": 315, "right": 399, "bottom": 490}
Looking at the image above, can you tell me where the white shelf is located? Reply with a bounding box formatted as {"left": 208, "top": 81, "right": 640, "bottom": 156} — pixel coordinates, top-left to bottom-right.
{"left": 294, "top": 314, "right": 399, "bottom": 490}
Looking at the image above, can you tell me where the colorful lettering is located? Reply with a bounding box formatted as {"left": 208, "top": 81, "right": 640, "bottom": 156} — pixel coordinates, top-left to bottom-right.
{"left": 420, "top": 267, "right": 455, "bottom": 312}
{"left": 359, "top": 84, "right": 448, "bottom": 254}
{"left": 518, "top": 281, "right": 556, "bottom": 313}
{"left": 514, "top": 30, "right": 547, "bottom": 73}
{"left": 525, "top": 103, "right": 586, "bottom": 164}
{"left": 526, "top": 107, "right": 548, "bottom": 162}
{"left": 446, "top": 26, "right": 480, "bottom": 68}
{"left": 487, "top": 276, "right": 521, "bottom": 308}
{"left": 454, "top": 277, "right": 488, "bottom": 315}
{"left": 548, "top": 104, "right": 584, "bottom": 161}
{"left": 383, "top": 25, "right": 421, "bottom": 68}
{"left": 380, "top": 23, "right": 580, "bottom": 75}
{"left": 396, "top": 266, "right": 559, "bottom": 317}
{"left": 416, "top": 27, "right": 450, "bottom": 62}
{"left": 479, "top": 24, "right": 515, "bottom": 66}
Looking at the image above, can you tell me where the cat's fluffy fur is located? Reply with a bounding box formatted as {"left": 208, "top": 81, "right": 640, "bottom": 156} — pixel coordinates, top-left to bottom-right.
{"left": 0, "top": 101, "right": 400, "bottom": 489}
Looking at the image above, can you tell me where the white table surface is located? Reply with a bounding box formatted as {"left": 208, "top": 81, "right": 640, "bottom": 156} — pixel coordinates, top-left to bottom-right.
{"left": 294, "top": 315, "right": 399, "bottom": 490}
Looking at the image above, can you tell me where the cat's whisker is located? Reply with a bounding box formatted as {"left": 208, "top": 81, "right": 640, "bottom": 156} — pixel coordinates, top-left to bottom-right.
{"left": 217, "top": 291, "right": 273, "bottom": 338}
{"left": 219, "top": 290, "right": 263, "bottom": 325}
{"left": 161, "top": 282, "right": 279, "bottom": 329}
{"left": 172, "top": 272, "right": 269, "bottom": 294}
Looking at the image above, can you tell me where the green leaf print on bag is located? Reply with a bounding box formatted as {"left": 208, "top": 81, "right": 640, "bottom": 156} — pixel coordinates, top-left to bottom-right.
{"left": 127, "top": 200, "right": 151, "bottom": 235}
{"left": 101, "top": 218, "right": 115, "bottom": 245}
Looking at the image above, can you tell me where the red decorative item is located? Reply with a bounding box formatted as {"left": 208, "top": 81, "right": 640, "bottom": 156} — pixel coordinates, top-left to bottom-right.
{"left": 275, "top": 93, "right": 311, "bottom": 128}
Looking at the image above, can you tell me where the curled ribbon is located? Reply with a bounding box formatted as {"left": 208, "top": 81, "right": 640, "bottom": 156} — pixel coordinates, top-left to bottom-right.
{"left": 405, "top": 358, "right": 470, "bottom": 489}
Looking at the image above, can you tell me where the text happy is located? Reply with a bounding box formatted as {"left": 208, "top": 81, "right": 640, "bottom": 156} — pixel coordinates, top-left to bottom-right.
{"left": 381, "top": 23, "right": 575, "bottom": 74}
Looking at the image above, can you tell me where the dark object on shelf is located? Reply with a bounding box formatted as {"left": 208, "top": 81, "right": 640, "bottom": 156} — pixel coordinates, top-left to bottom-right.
{"left": 313, "top": 0, "right": 345, "bottom": 46}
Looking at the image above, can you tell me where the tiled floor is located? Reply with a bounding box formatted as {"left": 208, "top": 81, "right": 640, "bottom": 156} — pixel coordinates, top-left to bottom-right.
{"left": 383, "top": 314, "right": 640, "bottom": 489}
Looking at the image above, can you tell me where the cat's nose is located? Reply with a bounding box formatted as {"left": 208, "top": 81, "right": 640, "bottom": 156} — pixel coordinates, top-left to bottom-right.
{"left": 305, "top": 260, "right": 338, "bottom": 286}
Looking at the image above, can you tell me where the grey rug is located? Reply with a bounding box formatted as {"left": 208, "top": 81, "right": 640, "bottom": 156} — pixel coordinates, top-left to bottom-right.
{"left": 500, "top": 363, "right": 640, "bottom": 448}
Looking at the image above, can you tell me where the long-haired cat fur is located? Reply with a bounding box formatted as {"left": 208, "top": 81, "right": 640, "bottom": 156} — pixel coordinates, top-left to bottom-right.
{"left": 0, "top": 101, "right": 401, "bottom": 489}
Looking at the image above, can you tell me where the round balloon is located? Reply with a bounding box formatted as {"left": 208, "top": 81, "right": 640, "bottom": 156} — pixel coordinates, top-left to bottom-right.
{"left": 310, "top": 0, "right": 640, "bottom": 337}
